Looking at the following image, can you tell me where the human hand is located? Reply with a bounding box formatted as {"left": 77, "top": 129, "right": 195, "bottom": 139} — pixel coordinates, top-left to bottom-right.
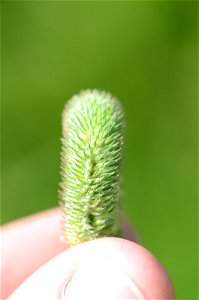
{"left": 1, "top": 208, "right": 175, "bottom": 299}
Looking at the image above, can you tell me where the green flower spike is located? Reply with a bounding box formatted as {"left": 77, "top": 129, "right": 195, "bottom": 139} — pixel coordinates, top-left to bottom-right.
{"left": 60, "top": 90, "right": 125, "bottom": 247}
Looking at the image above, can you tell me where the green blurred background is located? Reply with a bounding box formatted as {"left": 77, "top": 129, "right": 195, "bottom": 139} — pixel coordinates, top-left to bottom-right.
{"left": 1, "top": 1, "right": 197, "bottom": 298}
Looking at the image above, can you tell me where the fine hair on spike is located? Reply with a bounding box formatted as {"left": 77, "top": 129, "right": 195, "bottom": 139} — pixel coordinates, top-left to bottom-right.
{"left": 59, "top": 90, "right": 125, "bottom": 247}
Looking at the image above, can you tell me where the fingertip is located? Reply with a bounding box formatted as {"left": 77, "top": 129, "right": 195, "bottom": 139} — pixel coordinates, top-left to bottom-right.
{"left": 9, "top": 237, "right": 175, "bottom": 300}
{"left": 64, "top": 237, "right": 175, "bottom": 299}
{"left": 1, "top": 207, "right": 137, "bottom": 299}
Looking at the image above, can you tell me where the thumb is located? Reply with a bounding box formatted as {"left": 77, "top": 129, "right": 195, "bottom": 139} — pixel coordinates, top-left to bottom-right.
{"left": 9, "top": 238, "right": 175, "bottom": 300}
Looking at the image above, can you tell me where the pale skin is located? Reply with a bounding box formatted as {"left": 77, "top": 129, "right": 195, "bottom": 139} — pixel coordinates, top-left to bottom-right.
{"left": 1, "top": 208, "right": 175, "bottom": 299}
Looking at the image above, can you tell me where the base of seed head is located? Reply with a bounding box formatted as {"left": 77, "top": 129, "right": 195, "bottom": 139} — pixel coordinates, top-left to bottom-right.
{"left": 59, "top": 90, "right": 125, "bottom": 247}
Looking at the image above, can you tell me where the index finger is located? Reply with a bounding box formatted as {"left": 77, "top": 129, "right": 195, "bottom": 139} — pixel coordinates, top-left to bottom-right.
{"left": 1, "top": 208, "right": 67, "bottom": 299}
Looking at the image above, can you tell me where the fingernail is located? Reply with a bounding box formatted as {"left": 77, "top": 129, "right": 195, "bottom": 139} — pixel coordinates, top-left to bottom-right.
{"left": 61, "top": 254, "right": 145, "bottom": 299}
